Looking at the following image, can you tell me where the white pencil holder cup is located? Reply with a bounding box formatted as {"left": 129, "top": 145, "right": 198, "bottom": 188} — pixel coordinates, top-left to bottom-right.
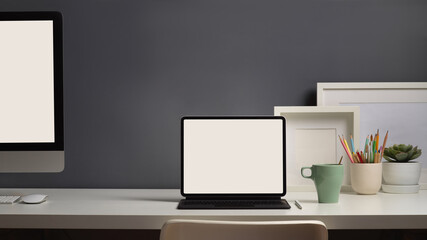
{"left": 350, "top": 163, "right": 382, "bottom": 195}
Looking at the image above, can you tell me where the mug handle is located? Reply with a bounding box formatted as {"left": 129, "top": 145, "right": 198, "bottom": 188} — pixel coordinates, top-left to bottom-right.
{"left": 301, "top": 167, "right": 313, "bottom": 179}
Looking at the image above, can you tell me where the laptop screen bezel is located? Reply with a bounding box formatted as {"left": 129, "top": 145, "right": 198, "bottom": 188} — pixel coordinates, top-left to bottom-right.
{"left": 181, "top": 116, "right": 286, "bottom": 198}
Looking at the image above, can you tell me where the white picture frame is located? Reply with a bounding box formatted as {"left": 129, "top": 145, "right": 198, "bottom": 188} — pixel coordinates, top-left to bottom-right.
{"left": 317, "top": 82, "right": 427, "bottom": 189}
{"left": 274, "top": 106, "right": 360, "bottom": 191}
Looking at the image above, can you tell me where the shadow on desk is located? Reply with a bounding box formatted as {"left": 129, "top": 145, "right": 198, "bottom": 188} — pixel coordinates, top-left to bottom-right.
{"left": 108, "top": 196, "right": 182, "bottom": 203}
{"left": 1, "top": 229, "right": 427, "bottom": 240}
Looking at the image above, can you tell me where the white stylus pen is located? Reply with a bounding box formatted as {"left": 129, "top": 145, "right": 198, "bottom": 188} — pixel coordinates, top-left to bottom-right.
{"left": 294, "top": 200, "right": 302, "bottom": 209}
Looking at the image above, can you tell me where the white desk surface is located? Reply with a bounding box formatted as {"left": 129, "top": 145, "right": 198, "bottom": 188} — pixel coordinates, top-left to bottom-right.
{"left": 1, "top": 188, "right": 427, "bottom": 230}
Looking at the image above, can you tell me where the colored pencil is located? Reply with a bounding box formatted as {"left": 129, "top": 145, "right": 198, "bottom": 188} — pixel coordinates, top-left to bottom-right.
{"left": 339, "top": 135, "right": 354, "bottom": 163}
{"left": 350, "top": 135, "right": 355, "bottom": 153}
{"left": 344, "top": 138, "right": 352, "bottom": 156}
{"left": 357, "top": 151, "right": 364, "bottom": 163}
{"left": 381, "top": 131, "right": 389, "bottom": 159}
{"left": 353, "top": 153, "right": 359, "bottom": 163}
{"left": 373, "top": 137, "right": 376, "bottom": 154}
{"left": 376, "top": 130, "right": 379, "bottom": 153}
{"left": 364, "top": 136, "right": 369, "bottom": 155}
{"left": 367, "top": 148, "right": 370, "bottom": 163}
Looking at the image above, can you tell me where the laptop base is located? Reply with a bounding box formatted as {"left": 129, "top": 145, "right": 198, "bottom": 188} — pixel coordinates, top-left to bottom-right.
{"left": 177, "top": 199, "right": 291, "bottom": 209}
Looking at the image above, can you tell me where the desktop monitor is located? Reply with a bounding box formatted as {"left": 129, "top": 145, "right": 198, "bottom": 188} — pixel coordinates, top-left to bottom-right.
{"left": 0, "top": 12, "right": 64, "bottom": 172}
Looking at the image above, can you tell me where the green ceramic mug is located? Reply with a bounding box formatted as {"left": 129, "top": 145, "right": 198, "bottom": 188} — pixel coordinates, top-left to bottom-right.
{"left": 301, "top": 164, "right": 344, "bottom": 203}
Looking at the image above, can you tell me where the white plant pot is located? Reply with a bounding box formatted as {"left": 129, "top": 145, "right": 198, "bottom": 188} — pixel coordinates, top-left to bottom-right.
{"left": 382, "top": 161, "right": 421, "bottom": 185}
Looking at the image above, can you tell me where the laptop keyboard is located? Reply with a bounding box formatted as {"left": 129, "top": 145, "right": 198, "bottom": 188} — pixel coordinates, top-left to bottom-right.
{"left": 178, "top": 199, "right": 290, "bottom": 209}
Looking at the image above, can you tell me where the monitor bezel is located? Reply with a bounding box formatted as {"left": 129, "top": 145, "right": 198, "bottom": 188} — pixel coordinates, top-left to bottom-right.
{"left": 0, "top": 11, "right": 63, "bottom": 151}
{"left": 181, "top": 116, "right": 286, "bottom": 198}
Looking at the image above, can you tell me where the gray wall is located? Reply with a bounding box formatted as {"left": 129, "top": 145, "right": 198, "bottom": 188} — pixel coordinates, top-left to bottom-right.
{"left": 1, "top": 0, "right": 426, "bottom": 188}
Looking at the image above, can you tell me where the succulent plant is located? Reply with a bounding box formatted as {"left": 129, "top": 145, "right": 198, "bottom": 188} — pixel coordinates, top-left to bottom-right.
{"left": 383, "top": 144, "right": 422, "bottom": 162}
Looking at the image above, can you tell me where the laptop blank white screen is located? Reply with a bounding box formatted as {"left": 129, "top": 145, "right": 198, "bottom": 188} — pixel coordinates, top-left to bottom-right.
{"left": 183, "top": 119, "right": 284, "bottom": 194}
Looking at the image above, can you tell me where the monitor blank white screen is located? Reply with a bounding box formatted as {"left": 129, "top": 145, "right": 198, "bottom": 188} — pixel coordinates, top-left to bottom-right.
{"left": 183, "top": 119, "right": 284, "bottom": 194}
{"left": 0, "top": 20, "right": 55, "bottom": 143}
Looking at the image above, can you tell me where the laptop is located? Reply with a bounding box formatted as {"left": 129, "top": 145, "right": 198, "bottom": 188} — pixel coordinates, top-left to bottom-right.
{"left": 178, "top": 116, "right": 290, "bottom": 209}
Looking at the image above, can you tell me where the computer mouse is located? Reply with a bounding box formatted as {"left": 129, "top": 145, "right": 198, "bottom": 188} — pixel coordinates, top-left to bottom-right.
{"left": 21, "top": 194, "right": 48, "bottom": 204}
